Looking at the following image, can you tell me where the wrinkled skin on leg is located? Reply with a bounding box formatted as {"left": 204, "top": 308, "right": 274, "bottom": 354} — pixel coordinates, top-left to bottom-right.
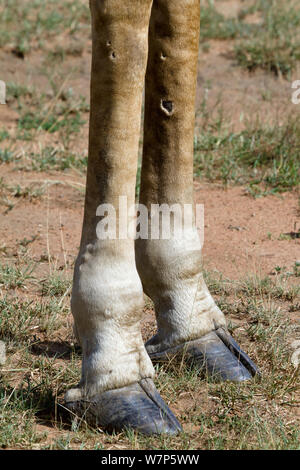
{"left": 136, "top": 0, "right": 227, "bottom": 355}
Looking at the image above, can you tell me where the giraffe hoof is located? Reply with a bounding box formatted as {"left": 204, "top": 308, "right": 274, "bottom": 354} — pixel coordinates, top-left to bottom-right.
{"left": 146, "top": 328, "right": 260, "bottom": 383}
{"left": 63, "top": 378, "right": 182, "bottom": 435}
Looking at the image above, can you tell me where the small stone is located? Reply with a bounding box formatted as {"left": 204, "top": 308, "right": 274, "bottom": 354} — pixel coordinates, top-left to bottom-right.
{"left": 227, "top": 224, "right": 246, "bottom": 231}
{"left": 0, "top": 341, "right": 6, "bottom": 365}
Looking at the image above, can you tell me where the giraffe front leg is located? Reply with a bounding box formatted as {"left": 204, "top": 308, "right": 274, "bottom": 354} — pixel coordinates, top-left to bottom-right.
{"left": 136, "top": 0, "right": 259, "bottom": 382}
{"left": 64, "top": 0, "right": 181, "bottom": 435}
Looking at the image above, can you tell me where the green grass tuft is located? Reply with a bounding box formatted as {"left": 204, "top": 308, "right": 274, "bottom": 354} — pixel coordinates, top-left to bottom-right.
{"left": 194, "top": 118, "right": 300, "bottom": 193}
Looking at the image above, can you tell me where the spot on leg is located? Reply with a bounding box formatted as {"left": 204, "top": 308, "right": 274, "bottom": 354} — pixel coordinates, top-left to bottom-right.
{"left": 160, "top": 99, "right": 173, "bottom": 116}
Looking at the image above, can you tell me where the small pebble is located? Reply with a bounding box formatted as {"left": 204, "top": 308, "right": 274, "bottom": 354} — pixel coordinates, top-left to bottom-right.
{"left": 0, "top": 341, "right": 6, "bottom": 366}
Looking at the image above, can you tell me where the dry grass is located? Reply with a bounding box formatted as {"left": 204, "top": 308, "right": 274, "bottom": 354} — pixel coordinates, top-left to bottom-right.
{"left": 0, "top": 255, "right": 299, "bottom": 449}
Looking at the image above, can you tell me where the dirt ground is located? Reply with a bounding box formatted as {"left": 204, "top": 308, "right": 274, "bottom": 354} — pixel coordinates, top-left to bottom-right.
{"left": 0, "top": 0, "right": 299, "bottom": 450}
{"left": 0, "top": 172, "right": 299, "bottom": 281}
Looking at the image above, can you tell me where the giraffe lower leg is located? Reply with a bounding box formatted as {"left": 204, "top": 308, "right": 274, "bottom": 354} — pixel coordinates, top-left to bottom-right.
{"left": 68, "top": 0, "right": 155, "bottom": 399}
{"left": 136, "top": 0, "right": 259, "bottom": 382}
{"left": 136, "top": 0, "right": 226, "bottom": 355}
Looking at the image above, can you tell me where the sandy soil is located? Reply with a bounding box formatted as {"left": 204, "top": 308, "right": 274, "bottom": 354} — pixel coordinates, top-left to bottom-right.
{"left": 0, "top": 172, "right": 299, "bottom": 281}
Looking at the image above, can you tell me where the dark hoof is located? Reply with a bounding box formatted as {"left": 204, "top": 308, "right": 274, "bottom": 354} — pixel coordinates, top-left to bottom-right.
{"left": 64, "top": 378, "right": 182, "bottom": 435}
{"left": 146, "top": 328, "right": 260, "bottom": 383}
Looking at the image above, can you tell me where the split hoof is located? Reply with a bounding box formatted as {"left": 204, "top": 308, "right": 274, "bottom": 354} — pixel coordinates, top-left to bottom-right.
{"left": 146, "top": 328, "right": 260, "bottom": 383}
{"left": 64, "top": 378, "right": 182, "bottom": 435}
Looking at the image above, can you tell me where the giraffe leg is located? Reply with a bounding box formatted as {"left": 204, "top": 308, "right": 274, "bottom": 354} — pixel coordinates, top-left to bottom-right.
{"left": 65, "top": 0, "right": 181, "bottom": 434}
{"left": 136, "top": 0, "right": 259, "bottom": 382}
